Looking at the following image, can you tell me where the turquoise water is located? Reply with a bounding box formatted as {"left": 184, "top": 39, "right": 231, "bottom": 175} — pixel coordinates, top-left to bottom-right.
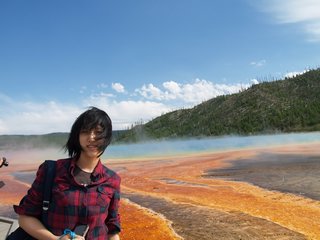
{"left": 104, "top": 131, "right": 320, "bottom": 160}
{"left": 3, "top": 132, "right": 319, "bottom": 165}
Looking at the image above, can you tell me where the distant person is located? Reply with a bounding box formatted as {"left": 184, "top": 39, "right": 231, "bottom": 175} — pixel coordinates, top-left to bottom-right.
{"left": 0, "top": 157, "right": 9, "bottom": 168}
{"left": 12, "top": 107, "right": 121, "bottom": 240}
{"left": 0, "top": 157, "right": 8, "bottom": 189}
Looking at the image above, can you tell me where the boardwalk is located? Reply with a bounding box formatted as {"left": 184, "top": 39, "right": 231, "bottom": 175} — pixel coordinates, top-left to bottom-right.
{"left": 0, "top": 216, "right": 18, "bottom": 240}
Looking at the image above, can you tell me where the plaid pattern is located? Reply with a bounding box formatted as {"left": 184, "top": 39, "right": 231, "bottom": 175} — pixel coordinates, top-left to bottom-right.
{"left": 14, "top": 158, "right": 121, "bottom": 239}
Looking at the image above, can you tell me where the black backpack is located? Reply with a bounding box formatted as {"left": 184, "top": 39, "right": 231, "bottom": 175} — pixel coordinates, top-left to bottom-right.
{"left": 6, "top": 160, "right": 56, "bottom": 240}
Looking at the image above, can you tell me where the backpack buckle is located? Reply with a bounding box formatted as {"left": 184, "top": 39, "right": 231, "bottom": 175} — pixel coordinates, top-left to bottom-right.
{"left": 42, "top": 200, "right": 50, "bottom": 211}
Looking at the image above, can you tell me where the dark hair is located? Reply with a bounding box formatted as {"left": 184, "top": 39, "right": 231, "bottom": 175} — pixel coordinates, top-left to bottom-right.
{"left": 65, "top": 107, "right": 112, "bottom": 158}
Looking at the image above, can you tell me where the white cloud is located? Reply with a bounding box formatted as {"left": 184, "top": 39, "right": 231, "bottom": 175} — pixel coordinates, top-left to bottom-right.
{"left": 0, "top": 97, "right": 81, "bottom": 134}
{"left": 262, "top": 0, "right": 320, "bottom": 24}
{"left": 260, "top": 0, "right": 320, "bottom": 41}
{"left": 251, "top": 79, "right": 259, "bottom": 85}
{"left": 284, "top": 69, "right": 309, "bottom": 78}
{"left": 250, "top": 59, "right": 266, "bottom": 67}
{"left": 138, "top": 84, "right": 163, "bottom": 100}
{"left": 136, "top": 79, "right": 250, "bottom": 105}
{"left": 163, "top": 81, "right": 181, "bottom": 95}
{"left": 111, "top": 82, "right": 125, "bottom": 93}
{"left": 109, "top": 100, "right": 171, "bottom": 129}
{"left": 83, "top": 93, "right": 172, "bottom": 130}
{"left": 0, "top": 92, "right": 171, "bottom": 134}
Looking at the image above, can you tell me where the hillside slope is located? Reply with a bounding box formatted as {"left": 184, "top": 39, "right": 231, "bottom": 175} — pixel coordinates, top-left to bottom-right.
{"left": 117, "top": 68, "right": 320, "bottom": 141}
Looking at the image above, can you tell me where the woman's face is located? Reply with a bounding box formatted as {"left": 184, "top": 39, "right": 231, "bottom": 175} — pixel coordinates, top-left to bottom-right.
{"left": 79, "top": 126, "right": 104, "bottom": 159}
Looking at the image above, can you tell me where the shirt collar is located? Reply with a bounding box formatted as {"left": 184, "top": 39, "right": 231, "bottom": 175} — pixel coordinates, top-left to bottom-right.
{"left": 69, "top": 158, "right": 105, "bottom": 183}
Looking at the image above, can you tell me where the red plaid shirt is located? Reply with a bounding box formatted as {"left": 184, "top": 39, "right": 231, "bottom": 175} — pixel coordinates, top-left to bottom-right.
{"left": 14, "top": 158, "right": 121, "bottom": 239}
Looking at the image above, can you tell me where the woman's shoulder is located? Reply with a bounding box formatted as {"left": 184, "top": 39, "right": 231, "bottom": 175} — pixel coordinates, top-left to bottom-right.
{"left": 103, "top": 165, "right": 120, "bottom": 178}
{"left": 55, "top": 158, "right": 72, "bottom": 164}
{"left": 50, "top": 158, "right": 72, "bottom": 171}
{"left": 101, "top": 165, "right": 121, "bottom": 188}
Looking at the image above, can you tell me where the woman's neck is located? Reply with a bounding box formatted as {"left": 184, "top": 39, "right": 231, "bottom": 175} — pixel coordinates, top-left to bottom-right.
{"left": 77, "top": 155, "right": 99, "bottom": 173}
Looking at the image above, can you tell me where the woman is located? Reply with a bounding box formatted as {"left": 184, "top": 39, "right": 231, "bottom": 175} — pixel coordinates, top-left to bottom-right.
{"left": 13, "top": 107, "right": 121, "bottom": 240}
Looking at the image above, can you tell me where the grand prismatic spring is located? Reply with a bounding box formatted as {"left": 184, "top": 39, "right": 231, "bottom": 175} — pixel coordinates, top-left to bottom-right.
{"left": 1, "top": 132, "right": 320, "bottom": 239}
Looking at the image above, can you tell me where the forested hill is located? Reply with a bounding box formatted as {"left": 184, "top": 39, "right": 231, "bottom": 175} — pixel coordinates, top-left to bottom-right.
{"left": 116, "top": 68, "right": 320, "bottom": 142}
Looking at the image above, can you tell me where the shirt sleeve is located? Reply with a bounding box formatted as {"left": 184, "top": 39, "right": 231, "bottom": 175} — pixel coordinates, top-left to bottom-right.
{"left": 14, "top": 162, "right": 47, "bottom": 218}
{"left": 105, "top": 176, "right": 121, "bottom": 234}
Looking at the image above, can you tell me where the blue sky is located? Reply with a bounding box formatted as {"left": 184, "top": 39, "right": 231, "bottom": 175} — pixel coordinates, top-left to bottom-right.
{"left": 1, "top": 0, "right": 320, "bottom": 134}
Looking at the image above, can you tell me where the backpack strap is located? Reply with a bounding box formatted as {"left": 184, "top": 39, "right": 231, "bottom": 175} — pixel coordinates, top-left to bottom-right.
{"left": 41, "top": 160, "right": 56, "bottom": 228}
